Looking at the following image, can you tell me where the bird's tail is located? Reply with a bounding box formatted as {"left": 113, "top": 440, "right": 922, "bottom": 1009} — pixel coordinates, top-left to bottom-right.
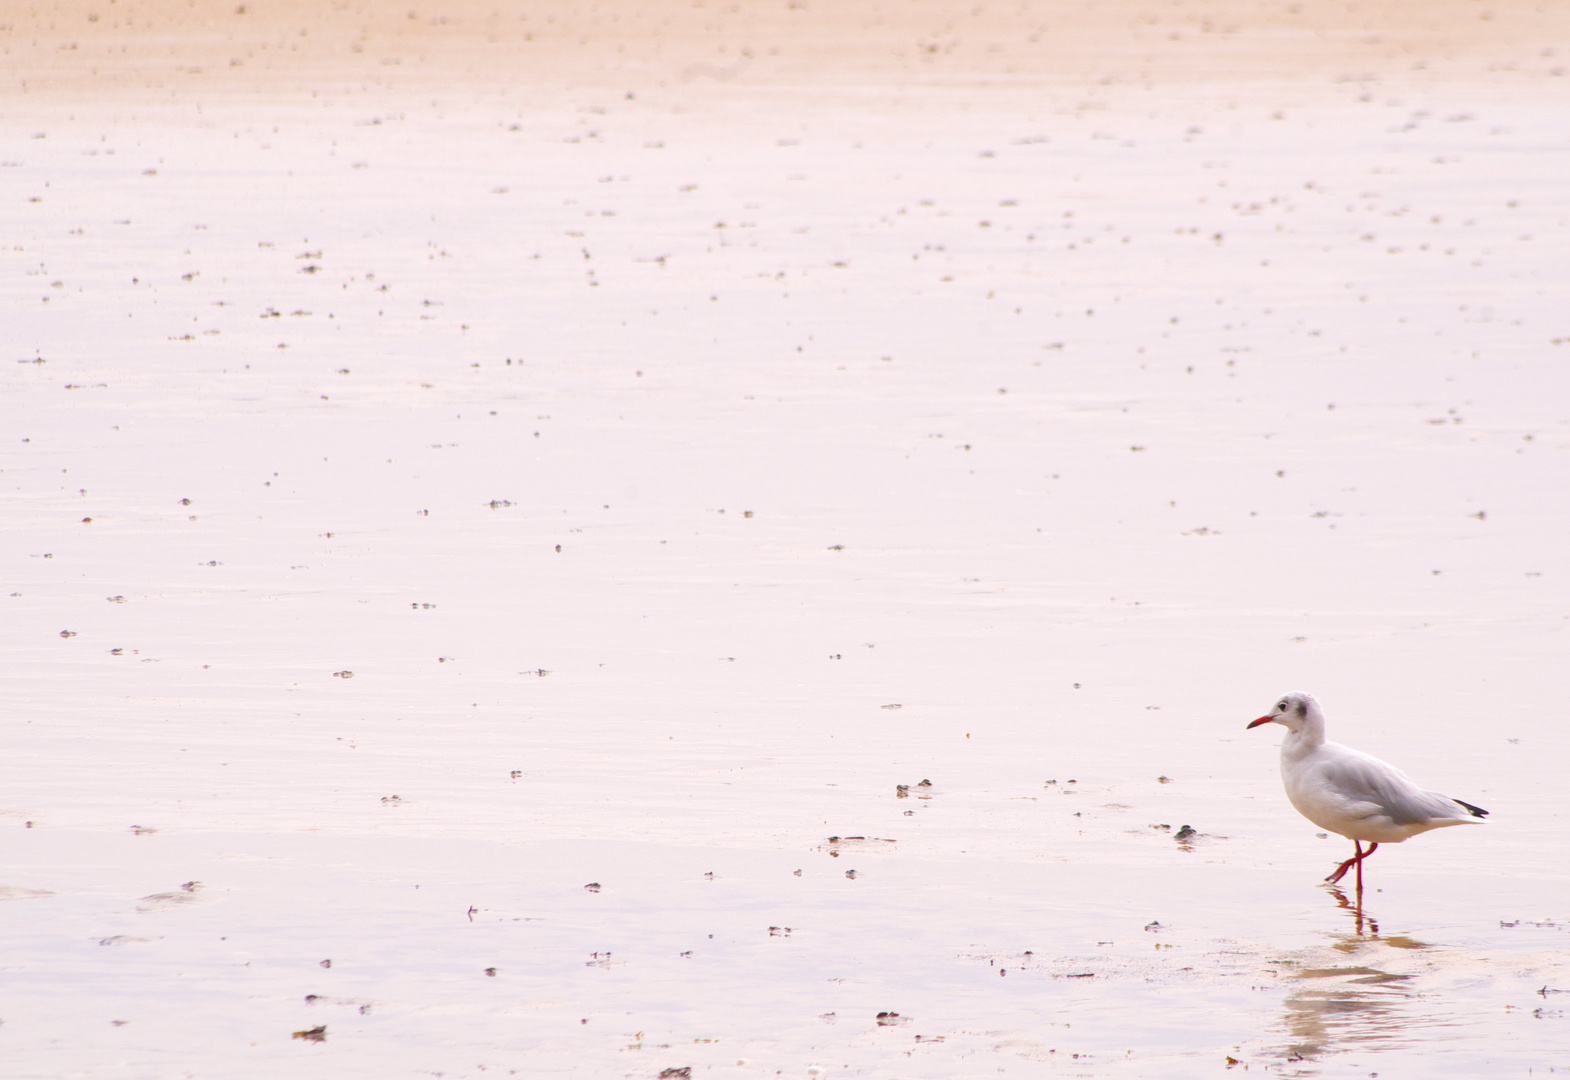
{"left": 1453, "top": 799, "right": 1489, "bottom": 819}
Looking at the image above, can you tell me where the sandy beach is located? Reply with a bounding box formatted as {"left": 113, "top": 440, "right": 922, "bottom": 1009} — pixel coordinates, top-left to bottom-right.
{"left": 3, "top": 2, "right": 1569, "bottom": 1076}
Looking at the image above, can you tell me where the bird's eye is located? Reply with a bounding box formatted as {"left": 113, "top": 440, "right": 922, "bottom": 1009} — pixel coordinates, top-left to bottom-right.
{"left": 1277, "top": 701, "right": 1287, "bottom": 711}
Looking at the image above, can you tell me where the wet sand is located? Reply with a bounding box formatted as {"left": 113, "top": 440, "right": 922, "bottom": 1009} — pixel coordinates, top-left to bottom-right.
{"left": 3, "top": 2, "right": 1569, "bottom": 1077}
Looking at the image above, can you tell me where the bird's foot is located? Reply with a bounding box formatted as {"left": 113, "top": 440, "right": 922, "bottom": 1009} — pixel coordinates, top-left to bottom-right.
{"left": 1325, "top": 857, "right": 1357, "bottom": 885}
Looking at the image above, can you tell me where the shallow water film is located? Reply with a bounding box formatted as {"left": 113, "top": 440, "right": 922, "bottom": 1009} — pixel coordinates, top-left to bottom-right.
{"left": 3, "top": 2, "right": 1568, "bottom": 1076}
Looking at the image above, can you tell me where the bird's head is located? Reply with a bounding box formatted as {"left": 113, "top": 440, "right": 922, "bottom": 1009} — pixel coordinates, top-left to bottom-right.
{"left": 1247, "top": 690, "right": 1320, "bottom": 733}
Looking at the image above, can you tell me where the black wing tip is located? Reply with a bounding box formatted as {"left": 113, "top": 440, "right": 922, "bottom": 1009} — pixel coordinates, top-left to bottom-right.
{"left": 1454, "top": 799, "right": 1489, "bottom": 819}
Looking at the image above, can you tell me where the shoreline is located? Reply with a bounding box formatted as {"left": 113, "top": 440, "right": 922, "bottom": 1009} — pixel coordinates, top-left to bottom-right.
{"left": 6, "top": 0, "right": 1568, "bottom": 103}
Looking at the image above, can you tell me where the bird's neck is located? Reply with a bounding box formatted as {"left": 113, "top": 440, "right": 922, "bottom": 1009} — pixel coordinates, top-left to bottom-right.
{"left": 1281, "top": 715, "right": 1326, "bottom": 757}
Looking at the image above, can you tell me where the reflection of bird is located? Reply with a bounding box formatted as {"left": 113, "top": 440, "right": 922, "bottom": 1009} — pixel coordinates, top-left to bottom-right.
{"left": 1247, "top": 691, "right": 1487, "bottom": 890}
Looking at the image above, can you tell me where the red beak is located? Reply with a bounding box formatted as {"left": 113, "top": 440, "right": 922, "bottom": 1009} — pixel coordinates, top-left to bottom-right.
{"left": 1246, "top": 715, "right": 1275, "bottom": 730}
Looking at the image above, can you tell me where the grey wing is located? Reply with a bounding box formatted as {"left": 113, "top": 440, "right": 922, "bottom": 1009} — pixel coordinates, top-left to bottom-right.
{"left": 1316, "top": 751, "right": 1461, "bottom": 826}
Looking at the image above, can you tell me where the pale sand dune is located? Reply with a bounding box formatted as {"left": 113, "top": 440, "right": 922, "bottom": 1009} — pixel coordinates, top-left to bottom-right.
{"left": 6, "top": 0, "right": 1569, "bottom": 96}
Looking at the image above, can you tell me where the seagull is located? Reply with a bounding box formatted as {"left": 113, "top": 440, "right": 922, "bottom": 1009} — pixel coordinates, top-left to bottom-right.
{"left": 1247, "top": 691, "right": 1487, "bottom": 890}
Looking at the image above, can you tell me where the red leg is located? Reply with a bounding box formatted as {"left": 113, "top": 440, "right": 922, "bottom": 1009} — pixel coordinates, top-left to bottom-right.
{"left": 1326, "top": 841, "right": 1360, "bottom": 884}
{"left": 1356, "top": 842, "right": 1378, "bottom": 895}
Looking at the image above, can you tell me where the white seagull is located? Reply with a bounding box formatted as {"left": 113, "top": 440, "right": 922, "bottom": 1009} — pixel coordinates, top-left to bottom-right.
{"left": 1247, "top": 691, "right": 1487, "bottom": 889}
